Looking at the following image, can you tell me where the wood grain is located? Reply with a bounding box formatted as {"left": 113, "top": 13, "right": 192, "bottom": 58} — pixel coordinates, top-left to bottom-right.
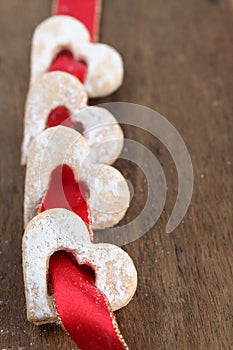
{"left": 0, "top": 0, "right": 232, "bottom": 349}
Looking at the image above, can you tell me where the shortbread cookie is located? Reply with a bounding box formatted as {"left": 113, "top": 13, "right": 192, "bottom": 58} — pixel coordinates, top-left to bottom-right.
{"left": 73, "top": 106, "right": 124, "bottom": 165}
{"left": 21, "top": 71, "right": 123, "bottom": 165}
{"left": 21, "top": 71, "right": 86, "bottom": 164}
{"left": 22, "top": 208, "right": 137, "bottom": 324}
{"left": 24, "top": 126, "right": 130, "bottom": 229}
{"left": 30, "top": 15, "right": 123, "bottom": 97}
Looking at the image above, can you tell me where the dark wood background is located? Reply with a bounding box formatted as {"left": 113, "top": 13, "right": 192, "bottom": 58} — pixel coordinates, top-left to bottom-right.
{"left": 0, "top": 0, "right": 232, "bottom": 349}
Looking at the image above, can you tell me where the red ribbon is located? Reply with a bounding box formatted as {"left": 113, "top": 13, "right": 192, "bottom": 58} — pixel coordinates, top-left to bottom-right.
{"left": 48, "top": 49, "right": 87, "bottom": 84}
{"left": 39, "top": 1, "right": 128, "bottom": 349}
{"left": 50, "top": 251, "right": 127, "bottom": 350}
{"left": 40, "top": 165, "right": 90, "bottom": 229}
{"left": 40, "top": 166, "right": 127, "bottom": 349}
{"left": 48, "top": 0, "right": 102, "bottom": 128}
{"left": 52, "top": 0, "right": 102, "bottom": 41}
{"left": 49, "top": 0, "right": 102, "bottom": 83}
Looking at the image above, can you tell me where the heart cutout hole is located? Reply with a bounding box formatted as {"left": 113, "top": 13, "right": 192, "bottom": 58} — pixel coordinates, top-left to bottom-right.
{"left": 47, "top": 108, "right": 85, "bottom": 135}
{"left": 47, "top": 106, "right": 73, "bottom": 128}
{"left": 39, "top": 165, "right": 90, "bottom": 228}
{"left": 49, "top": 49, "right": 88, "bottom": 84}
{"left": 48, "top": 250, "right": 95, "bottom": 296}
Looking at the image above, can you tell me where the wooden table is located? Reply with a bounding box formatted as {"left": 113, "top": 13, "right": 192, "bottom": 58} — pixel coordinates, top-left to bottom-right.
{"left": 0, "top": 0, "right": 232, "bottom": 349}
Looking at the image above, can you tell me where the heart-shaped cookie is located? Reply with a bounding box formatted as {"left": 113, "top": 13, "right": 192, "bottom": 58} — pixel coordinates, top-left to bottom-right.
{"left": 24, "top": 126, "right": 130, "bottom": 229}
{"left": 30, "top": 15, "right": 123, "bottom": 97}
{"left": 21, "top": 71, "right": 123, "bottom": 165}
{"left": 22, "top": 208, "right": 137, "bottom": 324}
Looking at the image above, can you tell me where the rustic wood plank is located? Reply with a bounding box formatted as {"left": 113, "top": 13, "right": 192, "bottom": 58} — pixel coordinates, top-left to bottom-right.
{"left": 0, "top": 0, "right": 232, "bottom": 349}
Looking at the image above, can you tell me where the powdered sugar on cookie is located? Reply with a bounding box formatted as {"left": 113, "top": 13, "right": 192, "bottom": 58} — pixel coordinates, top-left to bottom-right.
{"left": 23, "top": 209, "right": 137, "bottom": 324}
{"left": 30, "top": 15, "right": 124, "bottom": 97}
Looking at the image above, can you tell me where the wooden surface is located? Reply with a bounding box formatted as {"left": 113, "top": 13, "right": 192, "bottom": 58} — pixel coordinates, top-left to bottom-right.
{"left": 0, "top": 0, "right": 232, "bottom": 349}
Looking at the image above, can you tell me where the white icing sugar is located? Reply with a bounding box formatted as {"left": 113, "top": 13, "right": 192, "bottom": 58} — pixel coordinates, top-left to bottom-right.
{"left": 21, "top": 71, "right": 87, "bottom": 164}
{"left": 30, "top": 15, "right": 124, "bottom": 98}
{"left": 22, "top": 76, "right": 124, "bottom": 167}
{"left": 24, "top": 126, "right": 130, "bottom": 230}
{"left": 23, "top": 209, "right": 137, "bottom": 324}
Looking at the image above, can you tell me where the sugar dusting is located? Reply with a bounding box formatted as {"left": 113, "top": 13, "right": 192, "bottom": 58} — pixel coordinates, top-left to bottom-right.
{"left": 30, "top": 15, "right": 123, "bottom": 98}
{"left": 21, "top": 71, "right": 87, "bottom": 164}
{"left": 23, "top": 209, "right": 137, "bottom": 324}
{"left": 24, "top": 126, "right": 130, "bottom": 229}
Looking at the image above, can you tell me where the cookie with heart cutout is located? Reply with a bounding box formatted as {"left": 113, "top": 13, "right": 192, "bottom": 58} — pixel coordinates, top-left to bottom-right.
{"left": 24, "top": 126, "right": 130, "bottom": 229}
{"left": 21, "top": 71, "right": 124, "bottom": 165}
{"left": 30, "top": 15, "right": 123, "bottom": 97}
{"left": 22, "top": 208, "right": 137, "bottom": 324}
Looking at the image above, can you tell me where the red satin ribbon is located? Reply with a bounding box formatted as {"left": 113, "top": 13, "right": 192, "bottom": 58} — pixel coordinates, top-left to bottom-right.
{"left": 50, "top": 251, "right": 127, "bottom": 350}
{"left": 40, "top": 165, "right": 126, "bottom": 349}
{"left": 49, "top": 50, "right": 87, "bottom": 84}
{"left": 40, "top": 165, "right": 90, "bottom": 228}
{"left": 52, "top": 0, "right": 102, "bottom": 41}
{"left": 48, "top": 0, "right": 102, "bottom": 128}
{"left": 40, "top": 2, "right": 127, "bottom": 348}
{"left": 47, "top": 106, "right": 73, "bottom": 128}
{"left": 49, "top": 0, "right": 102, "bottom": 84}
